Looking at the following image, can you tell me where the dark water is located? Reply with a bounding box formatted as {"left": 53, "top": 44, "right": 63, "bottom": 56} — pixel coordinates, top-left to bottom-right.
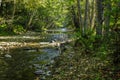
{"left": 0, "top": 48, "right": 60, "bottom": 80}
{"left": 0, "top": 31, "right": 74, "bottom": 80}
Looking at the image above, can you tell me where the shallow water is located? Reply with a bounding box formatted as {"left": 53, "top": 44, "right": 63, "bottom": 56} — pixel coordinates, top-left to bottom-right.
{"left": 0, "top": 31, "right": 74, "bottom": 80}
{"left": 0, "top": 46, "right": 61, "bottom": 80}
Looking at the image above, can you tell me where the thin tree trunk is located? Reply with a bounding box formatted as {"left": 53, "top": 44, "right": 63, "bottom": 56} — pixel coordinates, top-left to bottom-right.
{"left": 77, "top": 0, "right": 83, "bottom": 33}
{"left": 12, "top": 0, "right": 16, "bottom": 21}
{"left": 0, "top": 0, "right": 2, "bottom": 7}
{"left": 104, "top": 0, "right": 111, "bottom": 36}
{"left": 7, "top": 0, "right": 16, "bottom": 32}
{"left": 89, "top": 0, "right": 95, "bottom": 29}
{"left": 84, "top": 0, "right": 89, "bottom": 32}
{"left": 27, "top": 10, "right": 37, "bottom": 30}
{"left": 87, "top": 0, "right": 91, "bottom": 28}
{"left": 71, "top": 6, "right": 79, "bottom": 29}
{"left": 96, "top": 0, "right": 104, "bottom": 35}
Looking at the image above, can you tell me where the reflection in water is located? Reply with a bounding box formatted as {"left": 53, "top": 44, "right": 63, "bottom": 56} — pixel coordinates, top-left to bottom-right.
{"left": 40, "top": 48, "right": 60, "bottom": 60}
{"left": 0, "top": 49, "right": 36, "bottom": 80}
{"left": 0, "top": 47, "right": 60, "bottom": 80}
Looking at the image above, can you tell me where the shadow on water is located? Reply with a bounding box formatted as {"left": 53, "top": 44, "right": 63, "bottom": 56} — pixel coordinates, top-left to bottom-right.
{"left": 0, "top": 47, "right": 60, "bottom": 80}
{"left": 0, "top": 48, "right": 36, "bottom": 80}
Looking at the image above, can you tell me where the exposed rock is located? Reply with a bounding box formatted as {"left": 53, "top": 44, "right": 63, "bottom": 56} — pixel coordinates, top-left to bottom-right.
{"left": 4, "top": 54, "right": 12, "bottom": 58}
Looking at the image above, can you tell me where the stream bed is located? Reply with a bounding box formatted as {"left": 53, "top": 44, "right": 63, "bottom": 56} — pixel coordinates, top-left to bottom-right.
{"left": 0, "top": 30, "right": 75, "bottom": 80}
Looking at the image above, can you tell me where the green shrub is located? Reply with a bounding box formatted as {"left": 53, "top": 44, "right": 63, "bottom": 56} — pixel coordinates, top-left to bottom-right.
{"left": 0, "top": 24, "right": 7, "bottom": 31}
{"left": 13, "top": 25, "right": 26, "bottom": 34}
{"left": 75, "top": 29, "right": 96, "bottom": 54}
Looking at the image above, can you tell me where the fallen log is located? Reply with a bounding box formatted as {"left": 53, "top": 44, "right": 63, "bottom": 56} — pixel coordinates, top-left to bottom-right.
{"left": 0, "top": 39, "right": 75, "bottom": 51}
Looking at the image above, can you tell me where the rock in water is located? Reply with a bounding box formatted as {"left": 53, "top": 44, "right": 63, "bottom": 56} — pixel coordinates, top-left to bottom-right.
{"left": 34, "top": 70, "right": 45, "bottom": 75}
{"left": 4, "top": 54, "right": 12, "bottom": 58}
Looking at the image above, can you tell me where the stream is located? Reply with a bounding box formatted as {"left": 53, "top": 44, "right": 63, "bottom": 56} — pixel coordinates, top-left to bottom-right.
{"left": 0, "top": 29, "right": 75, "bottom": 80}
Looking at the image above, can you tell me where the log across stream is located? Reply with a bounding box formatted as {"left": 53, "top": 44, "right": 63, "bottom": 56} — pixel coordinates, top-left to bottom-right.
{"left": 0, "top": 31, "right": 75, "bottom": 80}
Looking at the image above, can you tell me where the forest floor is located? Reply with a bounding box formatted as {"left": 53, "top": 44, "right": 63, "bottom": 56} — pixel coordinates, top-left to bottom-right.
{"left": 46, "top": 46, "right": 120, "bottom": 80}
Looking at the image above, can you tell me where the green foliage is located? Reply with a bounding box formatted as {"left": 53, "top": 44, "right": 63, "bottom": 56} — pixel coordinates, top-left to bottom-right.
{"left": 0, "top": 24, "right": 7, "bottom": 31}
{"left": 14, "top": 16, "right": 28, "bottom": 26}
{"left": 95, "top": 44, "right": 109, "bottom": 60}
{"left": 0, "top": 0, "right": 71, "bottom": 33}
{"left": 0, "top": 23, "right": 15, "bottom": 35}
{"left": 0, "top": 23, "right": 25, "bottom": 35}
{"left": 13, "top": 25, "right": 26, "bottom": 34}
{"left": 75, "top": 29, "right": 96, "bottom": 54}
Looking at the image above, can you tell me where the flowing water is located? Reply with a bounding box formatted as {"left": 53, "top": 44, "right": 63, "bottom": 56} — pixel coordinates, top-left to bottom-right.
{"left": 0, "top": 29, "right": 75, "bottom": 80}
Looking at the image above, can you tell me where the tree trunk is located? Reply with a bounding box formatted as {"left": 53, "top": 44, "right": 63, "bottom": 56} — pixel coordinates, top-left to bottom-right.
{"left": 77, "top": 0, "right": 83, "bottom": 33}
{"left": 89, "top": 0, "right": 96, "bottom": 29}
{"left": 0, "top": 0, "right": 2, "bottom": 7}
{"left": 71, "top": 6, "right": 79, "bottom": 29}
{"left": 104, "top": 0, "right": 111, "bottom": 36}
{"left": 95, "top": 0, "right": 104, "bottom": 35}
{"left": 27, "top": 10, "right": 37, "bottom": 30}
{"left": 12, "top": 0, "right": 16, "bottom": 21}
{"left": 84, "top": 0, "right": 89, "bottom": 33}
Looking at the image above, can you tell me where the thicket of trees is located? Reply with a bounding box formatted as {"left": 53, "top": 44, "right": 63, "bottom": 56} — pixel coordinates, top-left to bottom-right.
{"left": 0, "top": 0, "right": 70, "bottom": 34}
{"left": 72, "top": 0, "right": 120, "bottom": 79}
{"left": 72, "top": 0, "right": 120, "bottom": 75}
{"left": 0, "top": 0, "right": 119, "bottom": 34}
